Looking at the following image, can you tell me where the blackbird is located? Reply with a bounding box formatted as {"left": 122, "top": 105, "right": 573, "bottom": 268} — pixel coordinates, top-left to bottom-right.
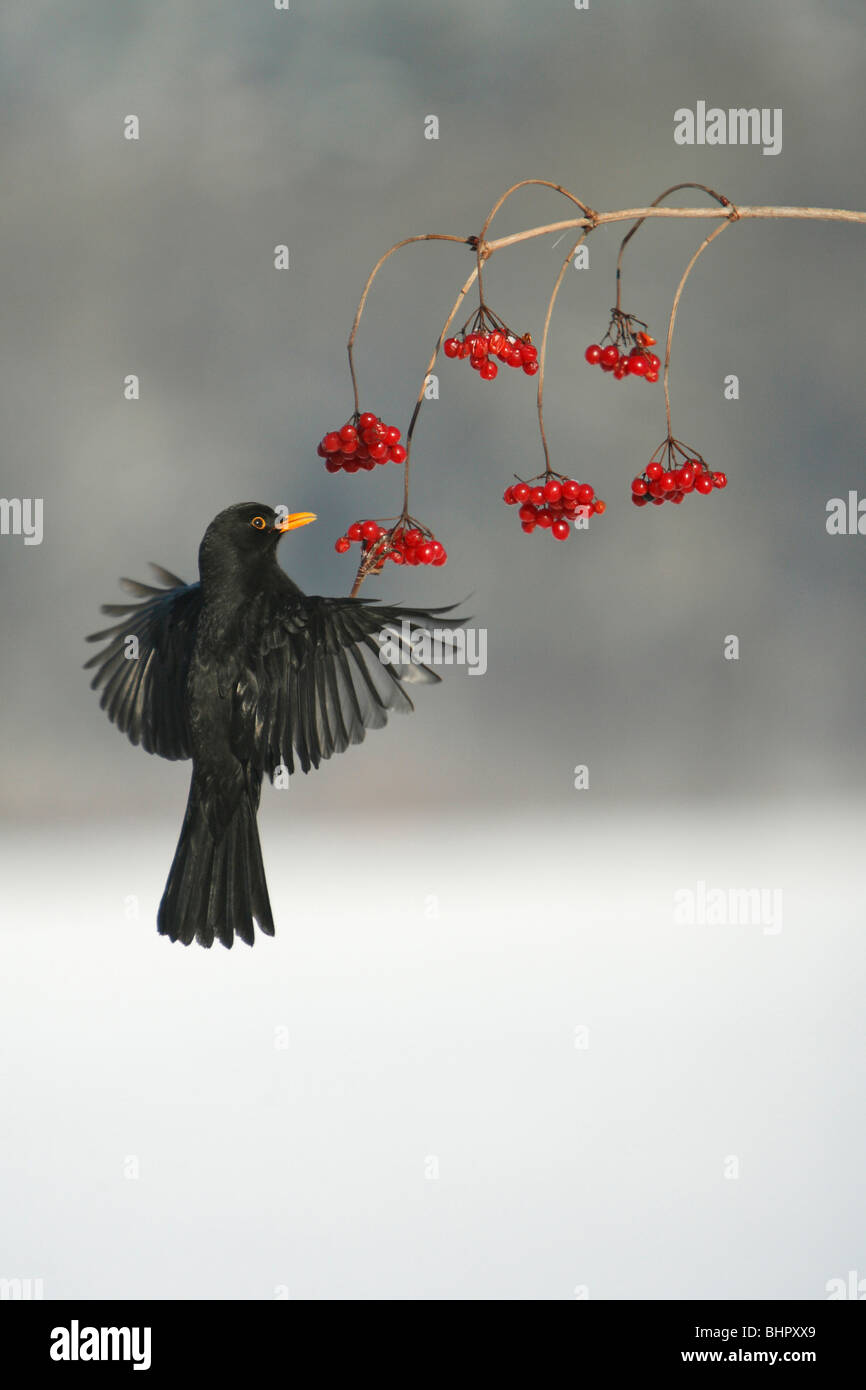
{"left": 86, "top": 502, "right": 461, "bottom": 949}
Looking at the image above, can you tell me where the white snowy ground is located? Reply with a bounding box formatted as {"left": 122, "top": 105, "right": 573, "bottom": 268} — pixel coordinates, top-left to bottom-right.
{"left": 1, "top": 800, "right": 863, "bottom": 1301}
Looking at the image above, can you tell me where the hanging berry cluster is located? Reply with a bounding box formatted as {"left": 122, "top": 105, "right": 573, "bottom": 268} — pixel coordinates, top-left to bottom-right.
{"left": 443, "top": 306, "right": 539, "bottom": 381}
{"left": 317, "top": 412, "right": 407, "bottom": 472}
{"left": 334, "top": 518, "right": 447, "bottom": 568}
{"left": 503, "top": 474, "right": 605, "bottom": 540}
{"left": 631, "top": 438, "right": 727, "bottom": 507}
{"left": 584, "top": 312, "right": 660, "bottom": 383}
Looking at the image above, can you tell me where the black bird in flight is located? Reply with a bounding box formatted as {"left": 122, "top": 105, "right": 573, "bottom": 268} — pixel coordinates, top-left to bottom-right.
{"left": 86, "top": 502, "right": 460, "bottom": 949}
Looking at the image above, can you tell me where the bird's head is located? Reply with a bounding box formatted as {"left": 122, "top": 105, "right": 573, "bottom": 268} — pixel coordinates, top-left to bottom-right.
{"left": 198, "top": 503, "right": 317, "bottom": 589}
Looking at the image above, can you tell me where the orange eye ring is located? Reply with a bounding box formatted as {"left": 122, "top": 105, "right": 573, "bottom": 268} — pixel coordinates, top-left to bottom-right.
{"left": 251, "top": 516, "right": 267, "bottom": 530}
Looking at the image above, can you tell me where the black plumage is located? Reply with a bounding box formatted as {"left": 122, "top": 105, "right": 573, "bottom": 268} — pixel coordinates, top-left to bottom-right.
{"left": 86, "top": 502, "right": 461, "bottom": 949}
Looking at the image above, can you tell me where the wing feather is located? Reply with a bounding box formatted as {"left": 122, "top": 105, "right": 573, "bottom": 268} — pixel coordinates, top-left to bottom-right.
{"left": 242, "top": 591, "right": 465, "bottom": 779}
{"left": 85, "top": 572, "right": 202, "bottom": 760}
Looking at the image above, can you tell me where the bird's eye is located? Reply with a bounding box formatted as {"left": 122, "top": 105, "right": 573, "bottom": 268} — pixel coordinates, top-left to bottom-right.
{"left": 251, "top": 516, "right": 267, "bottom": 530}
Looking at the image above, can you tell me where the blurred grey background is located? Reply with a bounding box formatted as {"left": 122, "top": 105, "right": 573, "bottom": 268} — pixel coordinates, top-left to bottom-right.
{"left": 1, "top": 0, "right": 864, "bottom": 1300}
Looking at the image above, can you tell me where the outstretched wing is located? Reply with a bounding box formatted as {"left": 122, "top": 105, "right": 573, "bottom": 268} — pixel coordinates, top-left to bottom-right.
{"left": 235, "top": 591, "right": 465, "bottom": 777}
{"left": 85, "top": 564, "right": 203, "bottom": 760}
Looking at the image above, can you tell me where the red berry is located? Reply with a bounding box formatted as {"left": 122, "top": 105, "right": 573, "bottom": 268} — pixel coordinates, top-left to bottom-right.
{"left": 334, "top": 536, "right": 351, "bottom": 554}
{"left": 519, "top": 342, "right": 538, "bottom": 363}
{"left": 645, "top": 461, "right": 663, "bottom": 481}
{"left": 369, "top": 441, "right": 388, "bottom": 462}
{"left": 628, "top": 354, "right": 648, "bottom": 376}
{"left": 695, "top": 474, "right": 714, "bottom": 495}
{"left": 518, "top": 504, "right": 537, "bottom": 524}
{"left": 389, "top": 444, "right": 407, "bottom": 464}
{"left": 340, "top": 437, "right": 358, "bottom": 455}
{"left": 593, "top": 500, "right": 606, "bottom": 515}
{"left": 339, "top": 423, "right": 357, "bottom": 443}
{"left": 443, "top": 338, "right": 460, "bottom": 358}
{"left": 562, "top": 480, "right": 580, "bottom": 500}
{"left": 713, "top": 471, "right": 727, "bottom": 489}
{"left": 513, "top": 482, "right": 530, "bottom": 503}
{"left": 521, "top": 521, "right": 535, "bottom": 533}
{"left": 503, "top": 487, "right": 515, "bottom": 505}
{"left": 645, "top": 370, "right": 659, "bottom": 383}
{"left": 325, "top": 459, "right": 342, "bottom": 474}
{"left": 661, "top": 472, "right": 676, "bottom": 492}
{"left": 543, "top": 478, "right": 562, "bottom": 503}
{"left": 678, "top": 465, "right": 695, "bottom": 489}
{"left": 323, "top": 432, "right": 341, "bottom": 454}
{"left": 433, "top": 549, "right": 448, "bottom": 566}
{"left": 404, "top": 528, "right": 422, "bottom": 547}
{"left": 552, "top": 519, "right": 570, "bottom": 540}
{"left": 384, "top": 425, "right": 401, "bottom": 446}
{"left": 488, "top": 331, "right": 505, "bottom": 354}
{"left": 631, "top": 477, "right": 648, "bottom": 496}
{"left": 480, "top": 359, "right": 498, "bottom": 380}
{"left": 585, "top": 344, "right": 603, "bottom": 365}
{"left": 536, "top": 510, "right": 552, "bottom": 529}
{"left": 600, "top": 345, "right": 619, "bottom": 368}
{"left": 522, "top": 360, "right": 540, "bottom": 376}
{"left": 361, "top": 520, "right": 379, "bottom": 541}
{"left": 576, "top": 483, "right": 594, "bottom": 505}
{"left": 648, "top": 354, "right": 661, "bottom": 371}
{"left": 418, "top": 543, "right": 435, "bottom": 564}
{"left": 529, "top": 487, "right": 545, "bottom": 506}
{"left": 358, "top": 412, "right": 377, "bottom": 430}
{"left": 632, "top": 495, "right": 648, "bottom": 507}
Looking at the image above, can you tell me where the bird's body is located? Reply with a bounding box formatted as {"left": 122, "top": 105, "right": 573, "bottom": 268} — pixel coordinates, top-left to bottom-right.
{"left": 86, "top": 503, "right": 459, "bottom": 948}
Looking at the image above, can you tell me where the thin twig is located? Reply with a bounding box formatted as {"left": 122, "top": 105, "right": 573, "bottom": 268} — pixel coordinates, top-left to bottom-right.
{"left": 663, "top": 218, "right": 735, "bottom": 434}
{"left": 347, "top": 233, "right": 472, "bottom": 414}
{"left": 349, "top": 265, "right": 481, "bottom": 597}
{"left": 478, "top": 179, "right": 595, "bottom": 242}
{"left": 537, "top": 231, "right": 591, "bottom": 471}
{"left": 615, "top": 183, "right": 730, "bottom": 311}
{"left": 485, "top": 204, "right": 866, "bottom": 256}
{"left": 403, "top": 266, "right": 480, "bottom": 508}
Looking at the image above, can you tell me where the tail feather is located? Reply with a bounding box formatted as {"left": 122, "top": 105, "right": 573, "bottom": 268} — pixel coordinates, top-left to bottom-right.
{"left": 158, "top": 773, "right": 274, "bottom": 948}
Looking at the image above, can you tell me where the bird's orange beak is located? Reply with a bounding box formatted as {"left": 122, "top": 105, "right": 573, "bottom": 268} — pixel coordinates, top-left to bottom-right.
{"left": 275, "top": 511, "right": 317, "bottom": 532}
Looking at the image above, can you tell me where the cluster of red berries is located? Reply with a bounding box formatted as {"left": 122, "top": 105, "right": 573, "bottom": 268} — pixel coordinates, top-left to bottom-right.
{"left": 503, "top": 475, "right": 606, "bottom": 540}
{"left": 334, "top": 519, "right": 447, "bottom": 568}
{"left": 631, "top": 441, "right": 727, "bottom": 507}
{"left": 585, "top": 312, "right": 660, "bottom": 383}
{"left": 585, "top": 340, "right": 660, "bottom": 382}
{"left": 443, "top": 307, "right": 539, "bottom": 381}
{"left": 317, "top": 412, "right": 407, "bottom": 472}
